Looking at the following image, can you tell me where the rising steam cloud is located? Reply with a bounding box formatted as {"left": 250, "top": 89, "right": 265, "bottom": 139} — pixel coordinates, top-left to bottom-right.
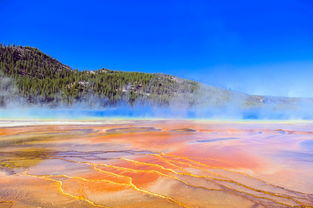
{"left": 1, "top": 73, "right": 313, "bottom": 120}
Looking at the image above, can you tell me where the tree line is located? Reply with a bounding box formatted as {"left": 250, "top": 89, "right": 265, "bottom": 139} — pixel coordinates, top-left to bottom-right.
{"left": 0, "top": 44, "right": 199, "bottom": 106}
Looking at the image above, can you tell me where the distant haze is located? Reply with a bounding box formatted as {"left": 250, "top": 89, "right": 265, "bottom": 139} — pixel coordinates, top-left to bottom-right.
{"left": 177, "top": 62, "right": 313, "bottom": 98}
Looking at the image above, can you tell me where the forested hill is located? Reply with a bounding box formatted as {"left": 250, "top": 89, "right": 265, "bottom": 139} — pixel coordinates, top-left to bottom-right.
{"left": 0, "top": 44, "right": 310, "bottom": 111}
{"left": 0, "top": 44, "right": 201, "bottom": 106}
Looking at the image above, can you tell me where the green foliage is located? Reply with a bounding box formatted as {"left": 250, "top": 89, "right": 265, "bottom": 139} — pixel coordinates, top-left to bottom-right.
{"left": 0, "top": 45, "right": 199, "bottom": 105}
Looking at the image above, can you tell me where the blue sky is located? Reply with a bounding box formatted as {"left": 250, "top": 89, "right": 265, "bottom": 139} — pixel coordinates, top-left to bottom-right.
{"left": 1, "top": 0, "right": 313, "bottom": 97}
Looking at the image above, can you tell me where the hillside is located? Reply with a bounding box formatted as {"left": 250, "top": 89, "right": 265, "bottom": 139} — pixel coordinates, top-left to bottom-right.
{"left": 0, "top": 45, "right": 201, "bottom": 106}
{"left": 0, "top": 44, "right": 311, "bottom": 113}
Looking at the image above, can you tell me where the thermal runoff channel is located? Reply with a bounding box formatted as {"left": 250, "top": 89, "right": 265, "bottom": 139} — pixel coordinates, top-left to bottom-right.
{"left": 0, "top": 120, "right": 312, "bottom": 208}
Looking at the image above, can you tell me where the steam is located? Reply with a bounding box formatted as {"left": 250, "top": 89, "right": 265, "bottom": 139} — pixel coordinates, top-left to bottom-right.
{"left": 1, "top": 73, "right": 313, "bottom": 120}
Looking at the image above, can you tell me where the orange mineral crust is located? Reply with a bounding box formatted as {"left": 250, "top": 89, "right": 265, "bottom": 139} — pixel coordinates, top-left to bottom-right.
{"left": 0, "top": 120, "right": 313, "bottom": 208}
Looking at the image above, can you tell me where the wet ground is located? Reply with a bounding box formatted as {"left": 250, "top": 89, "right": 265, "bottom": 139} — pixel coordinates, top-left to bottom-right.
{"left": 0, "top": 120, "right": 312, "bottom": 208}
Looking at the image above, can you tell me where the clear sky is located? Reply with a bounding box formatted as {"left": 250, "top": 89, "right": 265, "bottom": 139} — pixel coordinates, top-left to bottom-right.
{"left": 1, "top": 0, "right": 313, "bottom": 97}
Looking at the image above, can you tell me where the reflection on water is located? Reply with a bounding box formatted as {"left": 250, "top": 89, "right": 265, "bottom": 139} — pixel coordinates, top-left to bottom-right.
{"left": 0, "top": 120, "right": 313, "bottom": 208}
{"left": 196, "top": 137, "right": 239, "bottom": 143}
{"left": 301, "top": 140, "right": 313, "bottom": 152}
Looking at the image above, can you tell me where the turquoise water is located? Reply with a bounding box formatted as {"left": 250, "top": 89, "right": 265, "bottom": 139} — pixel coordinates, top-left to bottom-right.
{"left": 2, "top": 105, "right": 313, "bottom": 120}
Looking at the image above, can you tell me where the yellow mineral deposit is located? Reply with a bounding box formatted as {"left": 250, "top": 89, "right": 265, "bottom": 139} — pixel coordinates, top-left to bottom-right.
{"left": 0, "top": 120, "right": 312, "bottom": 208}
